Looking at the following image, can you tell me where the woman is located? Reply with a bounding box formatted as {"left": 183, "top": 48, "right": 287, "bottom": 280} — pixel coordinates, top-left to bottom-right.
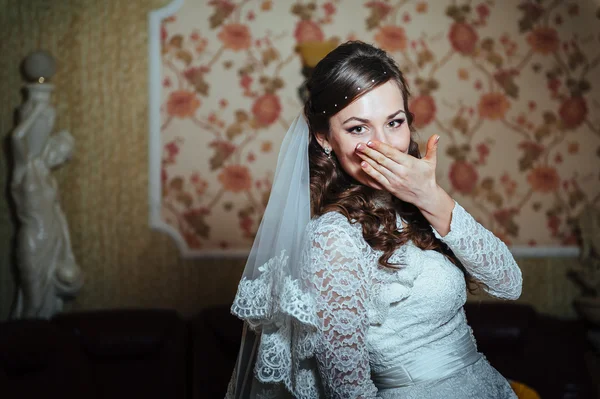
{"left": 227, "top": 41, "right": 522, "bottom": 399}
{"left": 11, "top": 83, "right": 83, "bottom": 319}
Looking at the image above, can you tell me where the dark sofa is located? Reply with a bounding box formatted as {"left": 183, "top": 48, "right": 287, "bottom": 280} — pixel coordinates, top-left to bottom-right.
{"left": 465, "top": 302, "right": 595, "bottom": 399}
{"left": 0, "top": 304, "right": 595, "bottom": 399}
{"left": 0, "top": 309, "right": 187, "bottom": 399}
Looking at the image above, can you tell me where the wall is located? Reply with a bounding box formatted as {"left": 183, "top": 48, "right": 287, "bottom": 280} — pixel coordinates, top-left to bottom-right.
{"left": 0, "top": 0, "right": 245, "bottom": 319}
{"left": 157, "top": 0, "right": 600, "bottom": 255}
{"left": 0, "top": 0, "right": 594, "bottom": 320}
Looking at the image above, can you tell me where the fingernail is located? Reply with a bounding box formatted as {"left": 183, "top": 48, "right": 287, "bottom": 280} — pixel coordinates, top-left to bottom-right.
{"left": 435, "top": 135, "right": 440, "bottom": 143}
{"left": 356, "top": 143, "right": 363, "bottom": 150}
{"left": 361, "top": 161, "right": 368, "bottom": 168}
{"left": 367, "top": 141, "right": 374, "bottom": 147}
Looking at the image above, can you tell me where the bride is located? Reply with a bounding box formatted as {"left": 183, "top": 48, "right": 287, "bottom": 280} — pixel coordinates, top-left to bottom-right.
{"left": 227, "top": 41, "right": 522, "bottom": 399}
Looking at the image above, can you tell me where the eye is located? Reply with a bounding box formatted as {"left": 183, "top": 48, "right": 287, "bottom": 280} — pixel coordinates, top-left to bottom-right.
{"left": 388, "top": 119, "right": 405, "bottom": 128}
{"left": 347, "top": 125, "right": 366, "bottom": 134}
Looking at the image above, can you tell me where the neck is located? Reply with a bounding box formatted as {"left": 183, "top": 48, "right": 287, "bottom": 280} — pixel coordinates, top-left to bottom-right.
{"left": 25, "top": 83, "right": 54, "bottom": 102}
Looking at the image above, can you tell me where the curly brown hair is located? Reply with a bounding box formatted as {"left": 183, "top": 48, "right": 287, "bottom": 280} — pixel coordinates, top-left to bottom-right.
{"left": 304, "top": 41, "right": 478, "bottom": 291}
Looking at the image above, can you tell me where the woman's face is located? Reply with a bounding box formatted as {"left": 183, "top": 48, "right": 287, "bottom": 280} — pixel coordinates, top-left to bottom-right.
{"left": 317, "top": 80, "right": 411, "bottom": 190}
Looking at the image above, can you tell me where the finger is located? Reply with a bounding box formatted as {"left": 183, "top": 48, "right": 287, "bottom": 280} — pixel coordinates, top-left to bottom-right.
{"left": 359, "top": 157, "right": 391, "bottom": 188}
{"left": 365, "top": 140, "right": 413, "bottom": 165}
{"left": 356, "top": 152, "right": 396, "bottom": 182}
{"left": 424, "top": 135, "right": 440, "bottom": 163}
{"left": 355, "top": 142, "right": 396, "bottom": 169}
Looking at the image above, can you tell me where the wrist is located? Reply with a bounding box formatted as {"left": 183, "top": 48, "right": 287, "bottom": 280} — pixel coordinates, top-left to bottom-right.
{"left": 417, "top": 185, "right": 451, "bottom": 217}
{"left": 417, "top": 185, "right": 455, "bottom": 237}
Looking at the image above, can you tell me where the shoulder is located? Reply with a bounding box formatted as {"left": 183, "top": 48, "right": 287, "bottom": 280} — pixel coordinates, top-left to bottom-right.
{"left": 307, "top": 211, "right": 361, "bottom": 237}
{"left": 304, "top": 211, "right": 367, "bottom": 252}
{"left": 302, "top": 212, "right": 371, "bottom": 280}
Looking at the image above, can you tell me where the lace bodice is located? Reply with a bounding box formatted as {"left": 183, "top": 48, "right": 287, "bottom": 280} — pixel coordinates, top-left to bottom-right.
{"left": 301, "top": 201, "right": 522, "bottom": 398}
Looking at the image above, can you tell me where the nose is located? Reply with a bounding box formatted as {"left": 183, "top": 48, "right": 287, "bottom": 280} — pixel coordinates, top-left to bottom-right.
{"left": 371, "top": 127, "right": 389, "bottom": 145}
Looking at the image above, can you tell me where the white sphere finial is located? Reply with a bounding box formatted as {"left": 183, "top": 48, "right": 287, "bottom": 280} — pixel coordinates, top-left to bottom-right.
{"left": 22, "top": 50, "right": 56, "bottom": 83}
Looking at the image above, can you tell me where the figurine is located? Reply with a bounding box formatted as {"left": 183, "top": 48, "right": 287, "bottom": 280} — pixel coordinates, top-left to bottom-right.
{"left": 10, "top": 51, "right": 83, "bottom": 319}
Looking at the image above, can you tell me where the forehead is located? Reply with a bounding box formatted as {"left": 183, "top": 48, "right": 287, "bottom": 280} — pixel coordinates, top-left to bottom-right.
{"left": 332, "top": 81, "right": 405, "bottom": 121}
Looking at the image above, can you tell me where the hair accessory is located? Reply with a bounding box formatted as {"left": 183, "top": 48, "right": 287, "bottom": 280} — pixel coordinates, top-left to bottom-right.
{"left": 320, "top": 78, "right": 385, "bottom": 115}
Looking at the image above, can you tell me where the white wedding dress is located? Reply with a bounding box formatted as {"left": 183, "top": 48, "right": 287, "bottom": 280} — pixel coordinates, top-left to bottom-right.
{"left": 228, "top": 201, "right": 522, "bottom": 398}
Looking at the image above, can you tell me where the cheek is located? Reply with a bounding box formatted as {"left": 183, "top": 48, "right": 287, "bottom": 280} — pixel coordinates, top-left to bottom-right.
{"left": 330, "top": 139, "right": 363, "bottom": 175}
{"left": 336, "top": 141, "right": 362, "bottom": 168}
{"left": 392, "top": 125, "right": 412, "bottom": 152}
{"left": 335, "top": 146, "right": 384, "bottom": 189}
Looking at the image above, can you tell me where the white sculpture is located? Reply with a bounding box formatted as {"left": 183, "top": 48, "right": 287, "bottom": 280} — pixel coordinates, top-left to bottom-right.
{"left": 10, "top": 51, "right": 83, "bottom": 319}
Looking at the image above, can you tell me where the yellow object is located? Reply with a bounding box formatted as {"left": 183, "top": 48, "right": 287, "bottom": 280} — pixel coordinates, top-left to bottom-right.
{"left": 296, "top": 40, "right": 339, "bottom": 68}
{"left": 509, "top": 380, "right": 541, "bottom": 399}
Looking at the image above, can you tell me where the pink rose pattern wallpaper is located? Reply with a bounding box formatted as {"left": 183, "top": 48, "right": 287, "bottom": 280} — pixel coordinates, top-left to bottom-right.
{"left": 157, "top": 0, "right": 600, "bottom": 255}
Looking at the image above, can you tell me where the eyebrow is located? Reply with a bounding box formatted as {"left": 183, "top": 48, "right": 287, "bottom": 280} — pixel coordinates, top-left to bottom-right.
{"left": 342, "top": 109, "right": 406, "bottom": 125}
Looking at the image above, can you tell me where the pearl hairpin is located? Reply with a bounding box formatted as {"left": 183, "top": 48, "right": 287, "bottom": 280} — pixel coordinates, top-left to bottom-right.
{"left": 319, "top": 77, "right": 387, "bottom": 115}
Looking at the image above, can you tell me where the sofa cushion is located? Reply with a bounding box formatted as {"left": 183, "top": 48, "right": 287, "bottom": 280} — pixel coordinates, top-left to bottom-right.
{"left": 0, "top": 319, "right": 97, "bottom": 399}
{"left": 464, "top": 302, "right": 535, "bottom": 350}
{"left": 52, "top": 308, "right": 180, "bottom": 358}
{"left": 52, "top": 308, "right": 188, "bottom": 399}
{"left": 0, "top": 319, "right": 59, "bottom": 372}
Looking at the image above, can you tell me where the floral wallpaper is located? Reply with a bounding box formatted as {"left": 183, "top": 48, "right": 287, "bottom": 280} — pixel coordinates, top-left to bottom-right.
{"left": 154, "top": 0, "right": 600, "bottom": 256}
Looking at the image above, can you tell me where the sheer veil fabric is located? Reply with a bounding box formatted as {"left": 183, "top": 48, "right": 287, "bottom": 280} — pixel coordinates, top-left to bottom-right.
{"left": 227, "top": 114, "right": 323, "bottom": 398}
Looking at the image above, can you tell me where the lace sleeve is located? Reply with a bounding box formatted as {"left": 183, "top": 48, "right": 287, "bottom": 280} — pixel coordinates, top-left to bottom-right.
{"left": 302, "top": 215, "right": 379, "bottom": 399}
{"left": 431, "top": 202, "right": 523, "bottom": 300}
